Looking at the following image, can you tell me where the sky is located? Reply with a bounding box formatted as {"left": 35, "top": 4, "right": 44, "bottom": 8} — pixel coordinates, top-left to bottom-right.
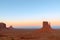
{"left": 0, "top": 0, "right": 60, "bottom": 28}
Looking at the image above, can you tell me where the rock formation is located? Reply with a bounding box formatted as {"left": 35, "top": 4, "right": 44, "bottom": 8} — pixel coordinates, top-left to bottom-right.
{"left": 8, "top": 26, "right": 13, "bottom": 29}
{"left": 0, "top": 22, "right": 6, "bottom": 29}
{"left": 41, "top": 21, "right": 52, "bottom": 32}
{"left": 38, "top": 21, "right": 53, "bottom": 32}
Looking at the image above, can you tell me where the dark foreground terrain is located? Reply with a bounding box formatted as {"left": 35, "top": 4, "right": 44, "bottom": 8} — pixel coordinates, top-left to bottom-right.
{"left": 0, "top": 29, "right": 60, "bottom": 40}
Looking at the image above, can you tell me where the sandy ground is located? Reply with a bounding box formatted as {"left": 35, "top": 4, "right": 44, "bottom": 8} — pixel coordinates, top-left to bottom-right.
{"left": 0, "top": 29, "right": 60, "bottom": 40}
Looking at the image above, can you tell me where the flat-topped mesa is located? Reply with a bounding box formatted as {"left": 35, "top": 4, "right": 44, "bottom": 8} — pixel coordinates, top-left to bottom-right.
{"left": 41, "top": 21, "right": 52, "bottom": 32}
{"left": 0, "top": 22, "right": 6, "bottom": 29}
{"left": 43, "top": 21, "right": 51, "bottom": 29}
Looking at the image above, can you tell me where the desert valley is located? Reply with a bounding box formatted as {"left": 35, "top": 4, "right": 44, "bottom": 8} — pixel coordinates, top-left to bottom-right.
{"left": 0, "top": 21, "right": 60, "bottom": 40}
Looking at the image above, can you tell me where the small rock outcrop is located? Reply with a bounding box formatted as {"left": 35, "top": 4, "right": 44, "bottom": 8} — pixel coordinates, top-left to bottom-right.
{"left": 8, "top": 26, "right": 13, "bottom": 29}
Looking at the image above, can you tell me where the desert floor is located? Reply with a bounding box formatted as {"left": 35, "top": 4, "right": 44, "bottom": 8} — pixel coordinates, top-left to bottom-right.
{"left": 0, "top": 29, "right": 60, "bottom": 40}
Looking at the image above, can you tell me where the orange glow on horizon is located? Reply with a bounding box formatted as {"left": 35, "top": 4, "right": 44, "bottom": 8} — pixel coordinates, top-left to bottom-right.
{"left": 5, "top": 21, "right": 42, "bottom": 27}
{"left": 3, "top": 20, "right": 60, "bottom": 27}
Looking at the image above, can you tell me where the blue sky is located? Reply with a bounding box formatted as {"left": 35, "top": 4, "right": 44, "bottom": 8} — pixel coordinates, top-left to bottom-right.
{"left": 0, "top": 0, "right": 60, "bottom": 27}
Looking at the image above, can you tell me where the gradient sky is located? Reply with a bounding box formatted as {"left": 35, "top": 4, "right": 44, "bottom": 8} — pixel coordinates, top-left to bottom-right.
{"left": 0, "top": 0, "right": 60, "bottom": 28}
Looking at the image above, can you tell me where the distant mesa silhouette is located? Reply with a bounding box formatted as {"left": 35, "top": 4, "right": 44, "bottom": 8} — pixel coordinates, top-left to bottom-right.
{"left": 0, "top": 22, "right": 6, "bottom": 29}
{"left": 43, "top": 21, "right": 51, "bottom": 29}
{"left": 0, "top": 22, "right": 13, "bottom": 30}
{"left": 40, "top": 21, "right": 53, "bottom": 32}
